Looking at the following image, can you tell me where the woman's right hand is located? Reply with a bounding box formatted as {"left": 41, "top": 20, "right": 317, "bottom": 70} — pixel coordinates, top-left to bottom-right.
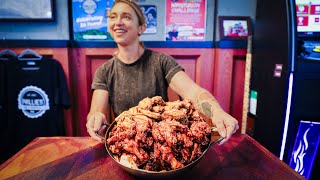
{"left": 86, "top": 111, "right": 107, "bottom": 142}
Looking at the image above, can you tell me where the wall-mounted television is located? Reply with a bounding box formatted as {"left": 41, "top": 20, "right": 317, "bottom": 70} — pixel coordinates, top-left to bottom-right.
{"left": 0, "top": 0, "right": 54, "bottom": 21}
{"left": 295, "top": 0, "right": 320, "bottom": 37}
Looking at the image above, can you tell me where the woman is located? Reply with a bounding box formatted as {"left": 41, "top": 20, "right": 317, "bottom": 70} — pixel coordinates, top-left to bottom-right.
{"left": 86, "top": 0, "right": 238, "bottom": 144}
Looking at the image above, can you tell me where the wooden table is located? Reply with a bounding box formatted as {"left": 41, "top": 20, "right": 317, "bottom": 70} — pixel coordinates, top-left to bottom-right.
{"left": 0, "top": 135, "right": 304, "bottom": 180}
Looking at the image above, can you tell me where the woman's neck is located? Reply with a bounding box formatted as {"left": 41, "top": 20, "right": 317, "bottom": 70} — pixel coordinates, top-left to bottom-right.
{"left": 117, "top": 44, "right": 144, "bottom": 64}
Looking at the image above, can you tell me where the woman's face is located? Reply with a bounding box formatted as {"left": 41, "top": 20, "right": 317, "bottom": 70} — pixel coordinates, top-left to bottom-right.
{"left": 108, "top": 2, "right": 145, "bottom": 46}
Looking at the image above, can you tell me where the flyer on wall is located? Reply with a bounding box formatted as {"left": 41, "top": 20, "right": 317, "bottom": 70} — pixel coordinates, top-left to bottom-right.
{"left": 165, "top": 0, "right": 206, "bottom": 41}
{"left": 72, "top": 0, "right": 114, "bottom": 41}
{"left": 166, "top": 0, "right": 206, "bottom": 41}
{"left": 140, "top": 5, "right": 157, "bottom": 34}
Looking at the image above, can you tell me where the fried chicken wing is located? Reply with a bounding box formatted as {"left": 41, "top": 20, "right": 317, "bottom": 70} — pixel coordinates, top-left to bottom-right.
{"left": 107, "top": 96, "right": 212, "bottom": 172}
{"left": 189, "top": 121, "right": 211, "bottom": 143}
{"left": 139, "top": 109, "right": 161, "bottom": 120}
{"left": 158, "top": 143, "right": 184, "bottom": 169}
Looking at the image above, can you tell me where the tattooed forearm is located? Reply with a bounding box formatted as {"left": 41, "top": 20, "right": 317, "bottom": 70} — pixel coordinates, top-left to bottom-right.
{"left": 193, "top": 88, "right": 222, "bottom": 119}
{"left": 168, "top": 71, "right": 222, "bottom": 119}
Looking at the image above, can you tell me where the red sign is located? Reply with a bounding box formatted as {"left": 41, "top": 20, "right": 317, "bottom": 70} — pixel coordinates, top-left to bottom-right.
{"left": 310, "top": 5, "right": 320, "bottom": 14}
{"left": 296, "top": 5, "right": 309, "bottom": 14}
{"left": 297, "top": 16, "right": 308, "bottom": 26}
{"left": 165, "top": 0, "right": 206, "bottom": 41}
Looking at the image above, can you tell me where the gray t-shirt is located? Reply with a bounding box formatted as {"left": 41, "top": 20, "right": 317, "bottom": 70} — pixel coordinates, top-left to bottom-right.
{"left": 91, "top": 49, "right": 184, "bottom": 116}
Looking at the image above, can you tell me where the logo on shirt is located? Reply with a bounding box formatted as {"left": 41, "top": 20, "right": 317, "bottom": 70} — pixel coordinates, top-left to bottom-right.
{"left": 18, "top": 86, "right": 50, "bottom": 118}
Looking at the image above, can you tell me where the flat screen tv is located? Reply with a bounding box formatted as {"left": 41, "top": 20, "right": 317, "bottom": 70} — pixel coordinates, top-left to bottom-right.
{"left": 295, "top": 0, "right": 320, "bottom": 37}
{"left": 0, "top": 0, "right": 54, "bottom": 21}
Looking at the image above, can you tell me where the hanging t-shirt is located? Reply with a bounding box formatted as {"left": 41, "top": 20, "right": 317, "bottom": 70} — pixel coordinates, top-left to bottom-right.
{"left": 3, "top": 56, "right": 70, "bottom": 159}
{"left": 0, "top": 60, "right": 6, "bottom": 122}
{"left": 0, "top": 60, "right": 8, "bottom": 121}
{"left": 0, "top": 59, "right": 8, "bottom": 161}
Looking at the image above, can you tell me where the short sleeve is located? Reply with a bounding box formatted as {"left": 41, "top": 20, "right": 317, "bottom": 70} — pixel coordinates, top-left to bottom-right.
{"left": 91, "top": 63, "right": 108, "bottom": 91}
{"left": 160, "top": 53, "right": 184, "bottom": 83}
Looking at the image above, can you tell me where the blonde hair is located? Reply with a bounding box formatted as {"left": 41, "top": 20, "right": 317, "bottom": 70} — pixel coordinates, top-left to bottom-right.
{"left": 112, "top": 0, "right": 146, "bottom": 26}
{"left": 112, "top": 0, "right": 146, "bottom": 47}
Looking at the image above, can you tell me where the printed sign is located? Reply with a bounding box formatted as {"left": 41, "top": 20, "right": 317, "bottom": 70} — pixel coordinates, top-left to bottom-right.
{"left": 72, "top": 0, "right": 113, "bottom": 40}
{"left": 165, "top": 0, "right": 206, "bottom": 41}
{"left": 141, "top": 5, "right": 157, "bottom": 34}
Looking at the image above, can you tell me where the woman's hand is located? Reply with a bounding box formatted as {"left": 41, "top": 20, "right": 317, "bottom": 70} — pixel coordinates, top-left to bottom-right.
{"left": 86, "top": 112, "right": 107, "bottom": 142}
{"left": 169, "top": 71, "right": 239, "bottom": 145}
{"left": 211, "top": 109, "right": 239, "bottom": 145}
{"left": 87, "top": 89, "right": 109, "bottom": 142}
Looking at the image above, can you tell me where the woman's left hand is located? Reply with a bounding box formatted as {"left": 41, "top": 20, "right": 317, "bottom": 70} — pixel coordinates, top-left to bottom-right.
{"left": 211, "top": 109, "right": 239, "bottom": 145}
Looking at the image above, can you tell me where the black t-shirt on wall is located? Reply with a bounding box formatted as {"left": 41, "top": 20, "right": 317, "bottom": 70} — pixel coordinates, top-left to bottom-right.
{"left": 0, "top": 60, "right": 8, "bottom": 154}
{"left": 1, "top": 57, "right": 70, "bottom": 160}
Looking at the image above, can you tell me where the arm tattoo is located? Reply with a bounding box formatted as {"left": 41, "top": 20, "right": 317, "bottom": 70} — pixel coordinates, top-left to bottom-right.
{"left": 193, "top": 89, "right": 222, "bottom": 119}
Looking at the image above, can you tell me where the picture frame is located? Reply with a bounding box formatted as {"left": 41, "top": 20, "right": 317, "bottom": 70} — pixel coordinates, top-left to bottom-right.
{"left": 218, "top": 16, "right": 252, "bottom": 40}
{"left": 0, "top": 0, "right": 54, "bottom": 21}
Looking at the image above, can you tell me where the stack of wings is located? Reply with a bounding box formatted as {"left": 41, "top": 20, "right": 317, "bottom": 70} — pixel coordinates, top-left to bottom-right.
{"left": 107, "top": 96, "right": 211, "bottom": 171}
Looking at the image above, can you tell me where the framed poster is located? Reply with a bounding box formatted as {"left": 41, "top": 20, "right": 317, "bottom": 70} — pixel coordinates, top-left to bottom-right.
{"left": 165, "top": 0, "right": 207, "bottom": 41}
{"left": 72, "top": 0, "right": 113, "bottom": 41}
{"left": 137, "top": 0, "right": 164, "bottom": 41}
{"left": 141, "top": 5, "right": 157, "bottom": 34}
{"left": 0, "top": 0, "right": 54, "bottom": 21}
{"left": 218, "top": 16, "right": 252, "bottom": 40}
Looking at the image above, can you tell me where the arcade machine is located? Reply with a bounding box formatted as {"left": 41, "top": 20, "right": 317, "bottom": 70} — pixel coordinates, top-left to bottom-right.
{"left": 250, "top": 0, "right": 320, "bottom": 179}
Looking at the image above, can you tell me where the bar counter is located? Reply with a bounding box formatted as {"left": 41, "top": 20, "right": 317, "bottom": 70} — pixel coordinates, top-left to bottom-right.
{"left": 0, "top": 135, "right": 304, "bottom": 179}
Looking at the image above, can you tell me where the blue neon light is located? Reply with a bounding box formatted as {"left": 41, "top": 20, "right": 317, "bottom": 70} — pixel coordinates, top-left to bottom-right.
{"left": 289, "top": 121, "right": 320, "bottom": 179}
{"left": 280, "top": 73, "right": 294, "bottom": 160}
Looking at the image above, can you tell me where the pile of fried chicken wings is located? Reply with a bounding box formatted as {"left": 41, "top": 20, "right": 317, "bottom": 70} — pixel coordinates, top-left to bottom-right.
{"left": 107, "top": 96, "right": 211, "bottom": 171}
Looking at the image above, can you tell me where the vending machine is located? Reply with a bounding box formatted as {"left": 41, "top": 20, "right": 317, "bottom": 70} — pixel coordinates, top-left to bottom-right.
{"left": 250, "top": 0, "right": 320, "bottom": 179}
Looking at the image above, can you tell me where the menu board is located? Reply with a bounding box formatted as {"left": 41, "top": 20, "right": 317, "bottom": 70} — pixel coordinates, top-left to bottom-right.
{"left": 165, "top": 0, "right": 207, "bottom": 41}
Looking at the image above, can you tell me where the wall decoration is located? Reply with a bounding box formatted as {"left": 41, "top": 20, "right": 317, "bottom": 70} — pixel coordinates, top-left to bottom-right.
{"left": 72, "top": 0, "right": 113, "bottom": 41}
{"left": 218, "top": 16, "right": 252, "bottom": 40}
{"left": 289, "top": 121, "right": 320, "bottom": 179}
{"left": 137, "top": 0, "right": 164, "bottom": 41}
{"left": 141, "top": 5, "right": 157, "bottom": 34}
{"left": 165, "top": 0, "right": 207, "bottom": 41}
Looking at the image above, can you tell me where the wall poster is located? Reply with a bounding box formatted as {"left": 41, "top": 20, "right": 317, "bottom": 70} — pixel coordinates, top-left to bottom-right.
{"left": 72, "top": 0, "right": 158, "bottom": 40}
{"left": 72, "top": 0, "right": 208, "bottom": 42}
{"left": 165, "top": 0, "right": 207, "bottom": 41}
{"left": 140, "top": 5, "right": 157, "bottom": 34}
{"left": 72, "top": 0, "right": 114, "bottom": 41}
{"left": 137, "top": 0, "right": 164, "bottom": 41}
